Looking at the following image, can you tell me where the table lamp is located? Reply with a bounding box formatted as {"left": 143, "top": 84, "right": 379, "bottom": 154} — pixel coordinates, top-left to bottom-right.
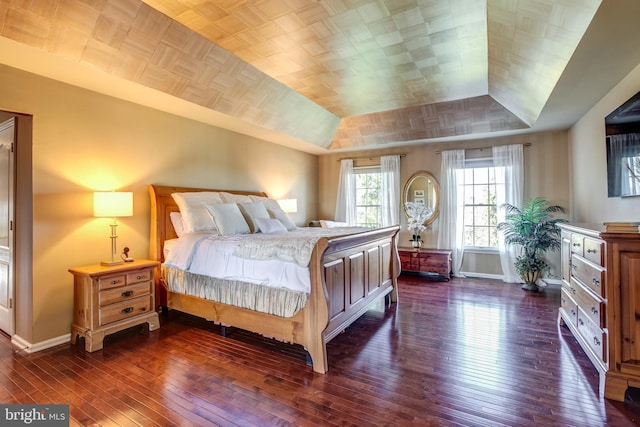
{"left": 94, "top": 191, "right": 133, "bottom": 266}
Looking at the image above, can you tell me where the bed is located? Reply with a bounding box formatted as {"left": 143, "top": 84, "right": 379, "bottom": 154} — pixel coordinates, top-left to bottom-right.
{"left": 148, "top": 184, "right": 400, "bottom": 374}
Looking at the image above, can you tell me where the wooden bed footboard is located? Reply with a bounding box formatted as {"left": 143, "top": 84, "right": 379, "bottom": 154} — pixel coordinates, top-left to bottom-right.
{"left": 148, "top": 184, "right": 400, "bottom": 373}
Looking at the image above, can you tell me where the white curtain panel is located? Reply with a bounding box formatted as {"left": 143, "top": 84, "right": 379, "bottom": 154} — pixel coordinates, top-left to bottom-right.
{"left": 493, "top": 144, "right": 524, "bottom": 283}
{"left": 334, "top": 159, "right": 356, "bottom": 224}
{"left": 380, "top": 155, "right": 400, "bottom": 227}
{"left": 437, "top": 149, "right": 465, "bottom": 276}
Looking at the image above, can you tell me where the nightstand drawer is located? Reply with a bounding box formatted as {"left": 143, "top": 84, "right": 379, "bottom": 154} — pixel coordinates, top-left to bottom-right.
{"left": 99, "top": 295, "right": 152, "bottom": 326}
{"left": 99, "top": 282, "right": 151, "bottom": 306}
{"left": 126, "top": 269, "right": 152, "bottom": 284}
{"left": 99, "top": 274, "right": 127, "bottom": 290}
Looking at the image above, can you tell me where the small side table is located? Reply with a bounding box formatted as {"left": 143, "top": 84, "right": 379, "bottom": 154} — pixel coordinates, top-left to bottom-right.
{"left": 398, "top": 247, "right": 452, "bottom": 280}
{"left": 69, "top": 260, "right": 160, "bottom": 352}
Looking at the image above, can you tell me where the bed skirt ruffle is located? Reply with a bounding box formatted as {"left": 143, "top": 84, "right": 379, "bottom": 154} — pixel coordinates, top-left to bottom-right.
{"left": 162, "top": 266, "right": 309, "bottom": 317}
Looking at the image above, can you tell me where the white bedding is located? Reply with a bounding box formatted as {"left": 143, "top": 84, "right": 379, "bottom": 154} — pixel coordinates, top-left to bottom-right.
{"left": 163, "top": 227, "right": 368, "bottom": 294}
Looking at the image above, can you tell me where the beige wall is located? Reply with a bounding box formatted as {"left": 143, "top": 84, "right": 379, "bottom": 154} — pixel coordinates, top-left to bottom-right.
{"left": 568, "top": 63, "right": 640, "bottom": 223}
{"left": 319, "top": 131, "right": 570, "bottom": 279}
{"left": 0, "top": 64, "right": 318, "bottom": 344}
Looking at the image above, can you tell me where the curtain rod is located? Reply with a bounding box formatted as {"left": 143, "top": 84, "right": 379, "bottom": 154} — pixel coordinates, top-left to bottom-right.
{"left": 435, "top": 143, "right": 531, "bottom": 154}
{"left": 337, "top": 153, "right": 406, "bottom": 162}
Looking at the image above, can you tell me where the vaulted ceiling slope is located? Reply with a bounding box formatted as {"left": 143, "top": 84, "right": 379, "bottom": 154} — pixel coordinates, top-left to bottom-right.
{"left": 1, "top": 0, "right": 639, "bottom": 153}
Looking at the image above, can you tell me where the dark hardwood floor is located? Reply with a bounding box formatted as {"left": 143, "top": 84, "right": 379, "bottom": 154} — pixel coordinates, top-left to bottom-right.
{"left": 2, "top": 276, "right": 640, "bottom": 426}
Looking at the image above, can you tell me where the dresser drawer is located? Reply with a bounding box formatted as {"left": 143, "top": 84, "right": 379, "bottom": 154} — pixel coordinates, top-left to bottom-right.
{"left": 99, "top": 295, "right": 153, "bottom": 326}
{"left": 418, "top": 256, "right": 449, "bottom": 274}
{"left": 561, "top": 287, "right": 578, "bottom": 326}
{"left": 99, "top": 282, "right": 151, "bottom": 306}
{"left": 570, "top": 278, "right": 605, "bottom": 327}
{"left": 98, "top": 274, "right": 127, "bottom": 291}
{"left": 572, "top": 255, "right": 605, "bottom": 297}
{"left": 583, "top": 237, "right": 604, "bottom": 266}
{"left": 577, "top": 306, "right": 607, "bottom": 363}
{"left": 571, "top": 234, "right": 584, "bottom": 256}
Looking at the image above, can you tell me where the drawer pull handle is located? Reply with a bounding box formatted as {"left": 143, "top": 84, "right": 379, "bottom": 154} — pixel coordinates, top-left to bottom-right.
{"left": 571, "top": 264, "right": 577, "bottom": 271}
{"left": 579, "top": 318, "right": 584, "bottom": 326}
{"left": 121, "top": 291, "right": 133, "bottom": 297}
{"left": 592, "top": 278, "right": 600, "bottom": 286}
{"left": 572, "top": 243, "right": 581, "bottom": 247}
{"left": 587, "top": 249, "right": 597, "bottom": 254}
{"left": 570, "top": 287, "right": 576, "bottom": 294}
{"left": 591, "top": 306, "right": 598, "bottom": 315}
{"left": 594, "top": 337, "right": 601, "bottom": 346}
{"left": 111, "top": 280, "right": 118, "bottom": 285}
{"left": 571, "top": 309, "right": 576, "bottom": 316}
{"left": 136, "top": 275, "right": 143, "bottom": 280}
{"left": 561, "top": 297, "right": 566, "bottom": 303}
{"left": 121, "top": 307, "right": 133, "bottom": 314}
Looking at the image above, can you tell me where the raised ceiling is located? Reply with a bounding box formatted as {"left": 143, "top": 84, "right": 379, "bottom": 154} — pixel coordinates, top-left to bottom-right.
{"left": 1, "top": 0, "right": 639, "bottom": 153}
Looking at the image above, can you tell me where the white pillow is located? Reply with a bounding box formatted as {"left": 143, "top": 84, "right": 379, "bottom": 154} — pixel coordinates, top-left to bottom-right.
{"left": 320, "top": 219, "right": 349, "bottom": 228}
{"left": 248, "top": 195, "right": 281, "bottom": 211}
{"left": 268, "top": 207, "right": 297, "bottom": 231}
{"left": 255, "top": 218, "right": 288, "bottom": 234}
{"left": 204, "top": 203, "right": 250, "bottom": 236}
{"left": 169, "top": 212, "right": 185, "bottom": 237}
{"left": 172, "top": 192, "right": 222, "bottom": 233}
{"left": 220, "top": 192, "right": 252, "bottom": 204}
{"left": 238, "top": 202, "right": 270, "bottom": 233}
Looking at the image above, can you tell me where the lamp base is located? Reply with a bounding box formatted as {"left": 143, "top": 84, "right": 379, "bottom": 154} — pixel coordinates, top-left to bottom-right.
{"left": 101, "top": 259, "right": 124, "bottom": 267}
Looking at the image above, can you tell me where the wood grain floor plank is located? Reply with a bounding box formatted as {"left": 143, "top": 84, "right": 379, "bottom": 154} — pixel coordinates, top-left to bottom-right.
{"left": 1, "top": 276, "right": 639, "bottom": 426}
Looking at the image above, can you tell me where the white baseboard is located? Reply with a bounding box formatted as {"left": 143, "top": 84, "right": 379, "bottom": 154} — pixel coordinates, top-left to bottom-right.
{"left": 11, "top": 333, "right": 70, "bottom": 354}
{"left": 460, "top": 271, "right": 504, "bottom": 281}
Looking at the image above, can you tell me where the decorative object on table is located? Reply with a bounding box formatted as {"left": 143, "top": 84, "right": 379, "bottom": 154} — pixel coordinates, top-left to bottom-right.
{"left": 405, "top": 201, "right": 434, "bottom": 250}
{"left": 94, "top": 191, "right": 133, "bottom": 266}
{"left": 497, "top": 197, "right": 566, "bottom": 292}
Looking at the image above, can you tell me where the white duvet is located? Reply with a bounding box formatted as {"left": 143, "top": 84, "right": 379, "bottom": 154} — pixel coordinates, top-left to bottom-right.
{"left": 163, "top": 227, "right": 368, "bottom": 294}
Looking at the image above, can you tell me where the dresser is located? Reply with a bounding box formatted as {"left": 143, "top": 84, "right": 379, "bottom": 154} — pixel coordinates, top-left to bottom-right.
{"left": 398, "top": 247, "right": 452, "bottom": 280}
{"left": 558, "top": 223, "right": 640, "bottom": 401}
{"left": 70, "top": 260, "right": 160, "bottom": 352}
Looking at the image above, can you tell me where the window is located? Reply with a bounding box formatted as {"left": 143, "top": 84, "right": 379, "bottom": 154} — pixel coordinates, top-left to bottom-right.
{"left": 354, "top": 167, "right": 382, "bottom": 227}
{"left": 462, "top": 166, "right": 504, "bottom": 248}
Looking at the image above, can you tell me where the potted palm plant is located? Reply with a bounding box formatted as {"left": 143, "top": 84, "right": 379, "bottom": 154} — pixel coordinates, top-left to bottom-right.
{"left": 497, "top": 197, "right": 566, "bottom": 291}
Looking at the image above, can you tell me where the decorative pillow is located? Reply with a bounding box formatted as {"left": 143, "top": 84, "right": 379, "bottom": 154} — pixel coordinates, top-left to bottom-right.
{"left": 268, "top": 207, "right": 297, "bottom": 231}
{"left": 248, "top": 195, "right": 281, "bottom": 211}
{"left": 204, "top": 203, "right": 250, "bottom": 236}
{"left": 220, "top": 192, "right": 252, "bottom": 204}
{"left": 255, "top": 218, "right": 288, "bottom": 234}
{"left": 169, "top": 212, "right": 185, "bottom": 237}
{"left": 171, "top": 192, "right": 222, "bottom": 233}
{"left": 320, "top": 219, "right": 349, "bottom": 228}
{"left": 238, "top": 202, "right": 270, "bottom": 233}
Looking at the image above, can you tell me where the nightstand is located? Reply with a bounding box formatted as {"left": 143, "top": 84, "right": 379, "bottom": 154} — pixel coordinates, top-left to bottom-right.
{"left": 69, "top": 260, "right": 160, "bottom": 352}
{"left": 398, "top": 247, "right": 452, "bottom": 280}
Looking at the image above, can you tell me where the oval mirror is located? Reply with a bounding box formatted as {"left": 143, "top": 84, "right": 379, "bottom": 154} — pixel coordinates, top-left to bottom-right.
{"left": 402, "top": 171, "right": 440, "bottom": 226}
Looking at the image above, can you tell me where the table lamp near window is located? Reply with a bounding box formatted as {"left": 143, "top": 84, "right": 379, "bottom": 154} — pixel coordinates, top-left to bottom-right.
{"left": 93, "top": 191, "right": 133, "bottom": 266}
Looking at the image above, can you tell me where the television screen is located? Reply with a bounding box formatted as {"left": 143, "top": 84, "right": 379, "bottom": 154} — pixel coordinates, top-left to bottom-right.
{"left": 605, "top": 91, "right": 640, "bottom": 197}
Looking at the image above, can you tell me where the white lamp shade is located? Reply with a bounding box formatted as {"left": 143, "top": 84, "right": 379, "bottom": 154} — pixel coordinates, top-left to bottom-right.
{"left": 277, "top": 198, "right": 297, "bottom": 213}
{"left": 93, "top": 192, "right": 133, "bottom": 217}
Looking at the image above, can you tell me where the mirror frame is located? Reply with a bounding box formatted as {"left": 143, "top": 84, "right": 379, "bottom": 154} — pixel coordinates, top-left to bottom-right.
{"left": 402, "top": 171, "right": 440, "bottom": 226}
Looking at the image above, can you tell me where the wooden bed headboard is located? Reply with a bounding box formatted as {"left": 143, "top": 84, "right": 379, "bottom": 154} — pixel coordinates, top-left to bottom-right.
{"left": 148, "top": 185, "right": 269, "bottom": 263}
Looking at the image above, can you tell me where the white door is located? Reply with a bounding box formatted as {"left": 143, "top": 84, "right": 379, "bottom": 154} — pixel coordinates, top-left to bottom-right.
{"left": 0, "top": 118, "right": 15, "bottom": 335}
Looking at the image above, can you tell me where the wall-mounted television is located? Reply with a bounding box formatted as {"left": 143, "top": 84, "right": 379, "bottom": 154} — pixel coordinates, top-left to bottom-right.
{"left": 605, "top": 91, "right": 640, "bottom": 197}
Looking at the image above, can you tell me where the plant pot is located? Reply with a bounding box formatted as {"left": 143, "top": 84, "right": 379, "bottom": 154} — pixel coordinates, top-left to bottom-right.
{"left": 411, "top": 240, "right": 422, "bottom": 249}
{"left": 521, "top": 282, "right": 539, "bottom": 292}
